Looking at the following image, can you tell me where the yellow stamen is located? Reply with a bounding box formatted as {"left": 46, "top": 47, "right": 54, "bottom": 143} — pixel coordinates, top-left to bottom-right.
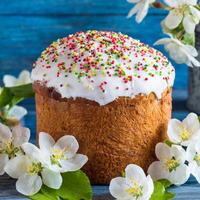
{"left": 180, "top": 127, "right": 190, "bottom": 141}
{"left": 166, "top": 158, "right": 180, "bottom": 172}
{"left": 2, "top": 141, "right": 20, "bottom": 158}
{"left": 194, "top": 153, "right": 200, "bottom": 166}
{"left": 27, "top": 162, "right": 43, "bottom": 175}
{"left": 51, "top": 148, "right": 66, "bottom": 166}
{"left": 125, "top": 180, "right": 143, "bottom": 198}
{"left": 173, "top": 4, "right": 187, "bottom": 16}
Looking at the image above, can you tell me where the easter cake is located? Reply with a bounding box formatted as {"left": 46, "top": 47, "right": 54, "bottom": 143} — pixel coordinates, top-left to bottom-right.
{"left": 31, "top": 30, "right": 175, "bottom": 184}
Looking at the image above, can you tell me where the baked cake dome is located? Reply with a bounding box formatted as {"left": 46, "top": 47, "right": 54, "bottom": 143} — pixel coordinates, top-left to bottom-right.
{"left": 32, "top": 30, "right": 175, "bottom": 184}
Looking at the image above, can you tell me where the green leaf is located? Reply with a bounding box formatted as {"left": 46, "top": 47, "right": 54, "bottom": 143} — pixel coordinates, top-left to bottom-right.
{"left": 0, "top": 88, "right": 13, "bottom": 108}
{"left": 164, "top": 140, "right": 174, "bottom": 147}
{"left": 150, "top": 181, "right": 175, "bottom": 200}
{"left": 41, "top": 186, "right": 61, "bottom": 200}
{"left": 159, "top": 179, "right": 172, "bottom": 188}
{"left": 0, "top": 84, "right": 34, "bottom": 110}
{"left": 28, "top": 170, "right": 92, "bottom": 200}
{"left": 9, "top": 96, "right": 24, "bottom": 107}
{"left": 183, "top": 33, "right": 195, "bottom": 46}
{"left": 8, "top": 83, "right": 34, "bottom": 98}
{"left": 28, "top": 192, "right": 57, "bottom": 200}
{"left": 58, "top": 170, "right": 92, "bottom": 200}
{"left": 29, "top": 185, "right": 59, "bottom": 200}
{"left": 150, "top": 181, "right": 165, "bottom": 200}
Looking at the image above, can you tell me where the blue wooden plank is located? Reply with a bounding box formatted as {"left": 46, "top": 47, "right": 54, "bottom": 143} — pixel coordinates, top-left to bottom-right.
{"left": 0, "top": 15, "right": 167, "bottom": 54}
{"left": 0, "top": 15, "right": 187, "bottom": 89}
{"left": 0, "top": 0, "right": 167, "bottom": 15}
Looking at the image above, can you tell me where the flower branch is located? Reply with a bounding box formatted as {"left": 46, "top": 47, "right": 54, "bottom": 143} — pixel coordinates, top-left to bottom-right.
{"left": 127, "top": 0, "right": 200, "bottom": 67}
{"left": 0, "top": 70, "right": 34, "bottom": 126}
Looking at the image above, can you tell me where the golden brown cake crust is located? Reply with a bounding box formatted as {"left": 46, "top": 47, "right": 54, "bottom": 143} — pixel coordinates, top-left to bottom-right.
{"left": 34, "top": 82, "right": 172, "bottom": 184}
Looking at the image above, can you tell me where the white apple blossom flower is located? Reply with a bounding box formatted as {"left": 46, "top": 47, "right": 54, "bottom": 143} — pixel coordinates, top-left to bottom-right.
{"left": 186, "top": 141, "right": 200, "bottom": 184}
{"left": 109, "top": 164, "right": 154, "bottom": 200}
{"left": 4, "top": 132, "right": 88, "bottom": 196}
{"left": 0, "top": 87, "right": 27, "bottom": 124}
{"left": 5, "top": 150, "right": 62, "bottom": 196}
{"left": 148, "top": 143, "right": 190, "bottom": 186}
{"left": 38, "top": 132, "right": 88, "bottom": 173}
{"left": 0, "top": 105, "right": 27, "bottom": 127}
{"left": 163, "top": 0, "right": 200, "bottom": 34}
{"left": 6, "top": 105, "right": 27, "bottom": 121}
{"left": 3, "top": 70, "right": 32, "bottom": 87}
{"left": 127, "top": 0, "right": 155, "bottom": 23}
{"left": 0, "top": 123, "right": 30, "bottom": 175}
{"left": 155, "top": 36, "right": 200, "bottom": 67}
{"left": 167, "top": 113, "right": 200, "bottom": 147}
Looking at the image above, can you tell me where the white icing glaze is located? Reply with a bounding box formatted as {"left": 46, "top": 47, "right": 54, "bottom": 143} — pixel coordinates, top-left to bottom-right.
{"left": 31, "top": 30, "right": 175, "bottom": 105}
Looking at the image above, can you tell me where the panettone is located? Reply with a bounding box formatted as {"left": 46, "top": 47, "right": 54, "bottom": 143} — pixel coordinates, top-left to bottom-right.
{"left": 31, "top": 30, "right": 175, "bottom": 184}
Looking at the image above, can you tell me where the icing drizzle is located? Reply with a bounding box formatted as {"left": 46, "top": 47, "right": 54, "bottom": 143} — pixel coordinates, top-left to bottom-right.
{"left": 31, "top": 30, "right": 175, "bottom": 105}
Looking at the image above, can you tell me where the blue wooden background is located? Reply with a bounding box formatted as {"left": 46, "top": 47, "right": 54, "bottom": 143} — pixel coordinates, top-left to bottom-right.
{"left": 0, "top": 0, "right": 194, "bottom": 199}
{"left": 0, "top": 0, "right": 189, "bottom": 138}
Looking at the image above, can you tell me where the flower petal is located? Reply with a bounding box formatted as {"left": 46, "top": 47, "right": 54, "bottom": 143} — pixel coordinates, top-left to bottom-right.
{"left": 164, "top": 9, "right": 183, "bottom": 29}
{"left": 59, "top": 154, "right": 88, "bottom": 173}
{"left": 16, "top": 173, "right": 42, "bottom": 196}
{"left": 3, "top": 75, "right": 17, "bottom": 87}
{"left": 0, "top": 154, "right": 8, "bottom": 175}
{"left": 190, "top": 6, "right": 200, "bottom": 22}
{"left": 39, "top": 132, "right": 55, "bottom": 155}
{"left": 169, "top": 164, "right": 190, "bottom": 185}
{"left": 164, "top": 0, "right": 179, "bottom": 7}
{"left": 171, "top": 145, "right": 186, "bottom": 164}
{"left": 22, "top": 143, "right": 43, "bottom": 162}
{"left": 142, "top": 175, "right": 154, "bottom": 200}
{"left": 186, "top": 52, "right": 200, "bottom": 67}
{"left": 184, "top": 45, "right": 198, "bottom": 57}
{"left": 8, "top": 106, "right": 28, "bottom": 120}
{"left": 12, "top": 126, "right": 30, "bottom": 147}
{"left": 41, "top": 168, "right": 62, "bottom": 189}
{"left": 127, "top": 0, "right": 140, "bottom": 3}
{"left": 4, "top": 155, "right": 29, "bottom": 178}
{"left": 125, "top": 164, "right": 146, "bottom": 184}
{"left": 166, "top": 43, "right": 188, "bottom": 64}
{"left": 154, "top": 38, "right": 171, "bottom": 46}
{"left": 54, "top": 135, "right": 79, "bottom": 158}
{"left": 127, "top": 3, "right": 140, "bottom": 18}
{"left": 155, "top": 143, "right": 172, "bottom": 161}
{"left": 189, "top": 163, "right": 200, "bottom": 183}
{"left": 148, "top": 161, "right": 168, "bottom": 181}
{"left": 135, "top": 1, "right": 149, "bottom": 23}
{"left": 182, "top": 113, "right": 200, "bottom": 134}
{"left": 167, "top": 119, "right": 183, "bottom": 144}
{"left": 187, "top": 141, "right": 200, "bottom": 162}
{"left": 183, "top": 15, "right": 196, "bottom": 34}
{"left": 185, "top": 0, "right": 198, "bottom": 6}
{"left": 109, "top": 177, "right": 130, "bottom": 199}
{"left": 0, "top": 123, "right": 12, "bottom": 142}
{"left": 17, "top": 70, "right": 32, "bottom": 86}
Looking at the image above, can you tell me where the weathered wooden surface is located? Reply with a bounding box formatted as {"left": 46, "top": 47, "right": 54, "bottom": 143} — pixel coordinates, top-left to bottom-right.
{"left": 1, "top": 175, "right": 200, "bottom": 200}
{"left": 0, "top": 0, "right": 198, "bottom": 199}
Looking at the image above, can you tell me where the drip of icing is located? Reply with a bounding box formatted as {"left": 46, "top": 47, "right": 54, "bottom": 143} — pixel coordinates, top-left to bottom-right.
{"left": 31, "top": 30, "right": 175, "bottom": 105}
